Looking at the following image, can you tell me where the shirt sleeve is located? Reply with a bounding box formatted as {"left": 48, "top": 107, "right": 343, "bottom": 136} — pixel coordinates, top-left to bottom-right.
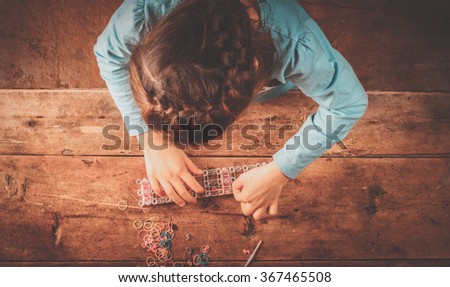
{"left": 93, "top": 0, "right": 149, "bottom": 136}
{"left": 272, "top": 17, "right": 369, "bottom": 179}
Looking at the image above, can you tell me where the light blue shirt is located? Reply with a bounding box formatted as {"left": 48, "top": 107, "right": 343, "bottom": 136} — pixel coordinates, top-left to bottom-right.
{"left": 94, "top": 0, "right": 368, "bottom": 179}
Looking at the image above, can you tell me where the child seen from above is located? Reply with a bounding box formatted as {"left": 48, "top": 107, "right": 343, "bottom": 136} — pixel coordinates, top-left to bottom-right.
{"left": 94, "top": 0, "right": 368, "bottom": 219}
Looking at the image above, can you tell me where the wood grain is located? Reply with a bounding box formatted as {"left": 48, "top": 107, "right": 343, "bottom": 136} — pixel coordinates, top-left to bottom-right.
{"left": 1, "top": 0, "right": 449, "bottom": 268}
{"left": 1, "top": 90, "right": 449, "bottom": 156}
{"left": 1, "top": 260, "right": 449, "bottom": 267}
{"left": 1, "top": 156, "right": 449, "bottom": 265}
{"left": 1, "top": 0, "right": 449, "bottom": 90}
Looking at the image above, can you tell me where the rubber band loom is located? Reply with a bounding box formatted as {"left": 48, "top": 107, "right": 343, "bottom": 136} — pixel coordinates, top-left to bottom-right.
{"left": 136, "top": 163, "right": 266, "bottom": 206}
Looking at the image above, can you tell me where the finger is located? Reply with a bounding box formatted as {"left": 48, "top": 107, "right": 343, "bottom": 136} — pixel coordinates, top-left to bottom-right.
{"left": 148, "top": 178, "right": 166, "bottom": 197}
{"left": 241, "top": 202, "right": 246, "bottom": 215}
{"left": 253, "top": 206, "right": 268, "bottom": 220}
{"left": 241, "top": 202, "right": 258, "bottom": 217}
{"left": 171, "top": 178, "right": 197, "bottom": 204}
{"left": 268, "top": 199, "right": 279, "bottom": 215}
{"left": 160, "top": 180, "right": 185, "bottom": 207}
{"left": 181, "top": 172, "right": 204, "bottom": 194}
{"left": 184, "top": 157, "right": 203, "bottom": 175}
{"left": 232, "top": 176, "right": 245, "bottom": 201}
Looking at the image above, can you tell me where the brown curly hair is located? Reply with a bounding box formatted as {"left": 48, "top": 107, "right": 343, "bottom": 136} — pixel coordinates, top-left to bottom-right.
{"left": 129, "top": 0, "right": 275, "bottom": 146}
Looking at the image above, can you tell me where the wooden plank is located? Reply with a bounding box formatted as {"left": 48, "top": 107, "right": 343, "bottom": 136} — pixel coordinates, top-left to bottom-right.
{"left": 300, "top": 0, "right": 450, "bottom": 91}
{"left": 1, "top": 0, "right": 449, "bottom": 90}
{"left": 1, "top": 156, "right": 449, "bottom": 263}
{"left": 1, "top": 90, "right": 449, "bottom": 156}
{"left": 0, "top": 0, "right": 118, "bottom": 89}
{"left": 1, "top": 260, "right": 450, "bottom": 267}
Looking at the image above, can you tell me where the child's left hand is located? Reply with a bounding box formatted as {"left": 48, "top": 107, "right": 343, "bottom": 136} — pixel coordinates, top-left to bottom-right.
{"left": 232, "top": 161, "right": 291, "bottom": 220}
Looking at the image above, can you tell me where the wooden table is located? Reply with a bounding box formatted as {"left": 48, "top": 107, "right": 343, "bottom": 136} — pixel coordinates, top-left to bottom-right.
{"left": 1, "top": 0, "right": 449, "bottom": 266}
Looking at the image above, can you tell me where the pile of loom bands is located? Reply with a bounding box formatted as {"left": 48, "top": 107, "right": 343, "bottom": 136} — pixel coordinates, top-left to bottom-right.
{"left": 133, "top": 219, "right": 179, "bottom": 267}
{"left": 192, "top": 245, "right": 210, "bottom": 266}
{"left": 133, "top": 218, "right": 213, "bottom": 267}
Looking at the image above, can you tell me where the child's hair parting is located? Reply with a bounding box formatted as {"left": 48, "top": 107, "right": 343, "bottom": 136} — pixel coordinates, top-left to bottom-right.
{"left": 129, "top": 0, "right": 275, "bottom": 146}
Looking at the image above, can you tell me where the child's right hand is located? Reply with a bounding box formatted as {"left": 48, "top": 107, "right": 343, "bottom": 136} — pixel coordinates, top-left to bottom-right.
{"left": 140, "top": 131, "right": 204, "bottom": 207}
